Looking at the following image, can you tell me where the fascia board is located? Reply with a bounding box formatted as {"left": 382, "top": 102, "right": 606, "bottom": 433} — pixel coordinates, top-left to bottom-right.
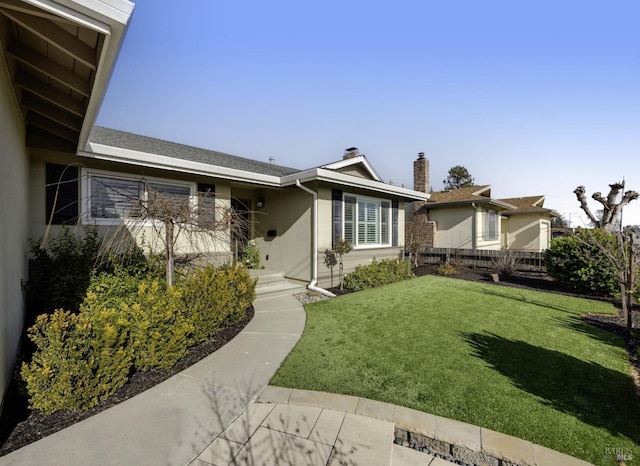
{"left": 427, "top": 198, "right": 517, "bottom": 211}
{"left": 282, "top": 168, "right": 430, "bottom": 200}
{"left": 81, "top": 143, "right": 283, "bottom": 187}
{"left": 27, "top": 0, "right": 134, "bottom": 27}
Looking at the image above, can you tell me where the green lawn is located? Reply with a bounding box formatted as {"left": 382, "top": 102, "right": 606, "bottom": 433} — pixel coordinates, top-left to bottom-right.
{"left": 270, "top": 275, "right": 640, "bottom": 465}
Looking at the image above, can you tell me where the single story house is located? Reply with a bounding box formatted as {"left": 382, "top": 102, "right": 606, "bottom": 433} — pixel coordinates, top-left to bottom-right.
{"left": 407, "top": 154, "right": 557, "bottom": 252}
{"left": 0, "top": 0, "right": 429, "bottom": 409}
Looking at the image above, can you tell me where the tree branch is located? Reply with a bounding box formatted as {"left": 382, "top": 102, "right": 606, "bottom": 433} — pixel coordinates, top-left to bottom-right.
{"left": 574, "top": 186, "right": 601, "bottom": 227}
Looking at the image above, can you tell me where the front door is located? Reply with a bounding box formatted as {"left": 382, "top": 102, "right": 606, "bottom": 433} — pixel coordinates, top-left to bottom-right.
{"left": 231, "top": 198, "right": 251, "bottom": 262}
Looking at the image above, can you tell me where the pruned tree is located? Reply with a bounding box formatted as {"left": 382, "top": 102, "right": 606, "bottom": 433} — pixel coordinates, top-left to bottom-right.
{"left": 571, "top": 181, "right": 639, "bottom": 330}
{"left": 443, "top": 165, "right": 475, "bottom": 190}
{"left": 574, "top": 182, "right": 639, "bottom": 232}
{"left": 100, "top": 182, "right": 250, "bottom": 286}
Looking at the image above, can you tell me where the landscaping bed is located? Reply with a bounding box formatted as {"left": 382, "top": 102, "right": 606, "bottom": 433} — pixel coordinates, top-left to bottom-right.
{"left": 0, "top": 307, "right": 253, "bottom": 456}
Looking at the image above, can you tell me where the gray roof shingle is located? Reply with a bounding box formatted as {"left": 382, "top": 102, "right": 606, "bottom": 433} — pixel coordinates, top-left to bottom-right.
{"left": 88, "top": 126, "right": 301, "bottom": 177}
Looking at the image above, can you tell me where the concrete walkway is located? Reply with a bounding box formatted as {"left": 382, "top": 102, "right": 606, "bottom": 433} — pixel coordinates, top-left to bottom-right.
{"left": 0, "top": 274, "right": 593, "bottom": 466}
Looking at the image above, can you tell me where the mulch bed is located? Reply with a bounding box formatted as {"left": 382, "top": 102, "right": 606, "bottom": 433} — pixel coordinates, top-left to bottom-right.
{"left": 1, "top": 266, "right": 639, "bottom": 457}
{"left": 0, "top": 307, "right": 254, "bottom": 456}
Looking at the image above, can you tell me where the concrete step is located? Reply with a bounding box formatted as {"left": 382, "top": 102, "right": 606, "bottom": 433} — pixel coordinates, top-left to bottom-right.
{"left": 255, "top": 280, "right": 307, "bottom": 299}
{"left": 248, "top": 269, "right": 285, "bottom": 285}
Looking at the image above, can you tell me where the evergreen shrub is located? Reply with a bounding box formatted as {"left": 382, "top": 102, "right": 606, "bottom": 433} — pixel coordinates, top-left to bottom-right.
{"left": 343, "top": 258, "right": 414, "bottom": 291}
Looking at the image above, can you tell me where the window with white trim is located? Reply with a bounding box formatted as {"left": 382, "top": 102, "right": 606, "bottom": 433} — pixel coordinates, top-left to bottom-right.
{"left": 85, "top": 170, "right": 195, "bottom": 223}
{"left": 483, "top": 209, "right": 499, "bottom": 241}
{"left": 343, "top": 194, "right": 391, "bottom": 247}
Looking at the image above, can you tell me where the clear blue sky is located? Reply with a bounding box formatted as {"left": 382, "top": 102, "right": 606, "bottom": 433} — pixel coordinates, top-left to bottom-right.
{"left": 96, "top": 0, "right": 640, "bottom": 227}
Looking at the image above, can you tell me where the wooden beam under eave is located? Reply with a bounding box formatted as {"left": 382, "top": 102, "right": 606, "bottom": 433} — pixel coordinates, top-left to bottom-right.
{"left": 26, "top": 125, "right": 76, "bottom": 153}
{"left": 14, "top": 71, "right": 84, "bottom": 117}
{"left": 26, "top": 111, "right": 79, "bottom": 143}
{"left": 22, "top": 92, "right": 82, "bottom": 131}
{"left": 0, "top": 8, "right": 97, "bottom": 70}
{"left": 8, "top": 42, "right": 91, "bottom": 96}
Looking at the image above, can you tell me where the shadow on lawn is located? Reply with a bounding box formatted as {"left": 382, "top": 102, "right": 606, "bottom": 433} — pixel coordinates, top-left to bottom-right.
{"left": 553, "top": 315, "right": 626, "bottom": 349}
{"left": 479, "top": 286, "right": 582, "bottom": 314}
{"left": 461, "top": 331, "right": 640, "bottom": 443}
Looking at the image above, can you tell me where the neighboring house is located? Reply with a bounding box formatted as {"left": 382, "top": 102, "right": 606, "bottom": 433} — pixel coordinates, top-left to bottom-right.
{"left": 498, "top": 196, "right": 559, "bottom": 252}
{"left": 406, "top": 154, "right": 557, "bottom": 252}
{"left": 0, "top": 1, "right": 429, "bottom": 409}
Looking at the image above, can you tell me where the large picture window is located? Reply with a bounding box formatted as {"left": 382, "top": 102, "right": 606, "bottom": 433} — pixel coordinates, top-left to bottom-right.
{"left": 343, "top": 194, "right": 391, "bottom": 248}
{"left": 85, "top": 170, "right": 195, "bottom": 223}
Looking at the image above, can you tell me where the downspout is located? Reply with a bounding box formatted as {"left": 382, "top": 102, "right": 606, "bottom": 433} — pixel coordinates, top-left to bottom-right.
{"left": 471, "top": 202, "right": 477, "bottom": 250}
{"left": 295, "top": 180, "right": 336, "bottom": 297}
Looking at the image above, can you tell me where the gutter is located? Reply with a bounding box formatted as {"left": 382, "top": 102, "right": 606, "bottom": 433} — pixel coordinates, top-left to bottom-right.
{"left": 295, "top": 180, "right": 336, "bottom": 298}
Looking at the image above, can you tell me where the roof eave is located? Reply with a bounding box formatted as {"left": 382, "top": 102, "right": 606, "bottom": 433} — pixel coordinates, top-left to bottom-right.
{"left": 282, "top": 168, "right": 430, "bottom": 200}
{"left": 50, "top": 0, "right": 135, "bottom": 151}
{"left": 81, "top": 142, "right": 283, "bottom": 186}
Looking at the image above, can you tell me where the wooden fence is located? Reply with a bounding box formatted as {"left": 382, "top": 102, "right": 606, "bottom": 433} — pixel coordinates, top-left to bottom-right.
{"left": 414, "top": 248, "right": 546, "bottom": 272}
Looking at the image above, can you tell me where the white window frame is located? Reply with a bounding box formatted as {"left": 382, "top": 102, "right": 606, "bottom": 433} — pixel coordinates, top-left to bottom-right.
{"left": 483, "top": 208, "right": 499, "bottom": 241}
{"left": 342, "top": 193, "right": 392, "bottom": 249}
{"left": 82, "top": 168, "right": 197, "bottom": 226}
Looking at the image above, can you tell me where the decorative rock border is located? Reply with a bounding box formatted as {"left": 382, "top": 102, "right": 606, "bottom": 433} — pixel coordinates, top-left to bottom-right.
{"left": 258, "top": 386, "right": 595, "bottom": 466}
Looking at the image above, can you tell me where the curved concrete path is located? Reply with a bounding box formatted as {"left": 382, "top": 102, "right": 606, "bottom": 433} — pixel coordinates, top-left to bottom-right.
{"left": 0, "top": 279, "right": 594, "bottom": 466}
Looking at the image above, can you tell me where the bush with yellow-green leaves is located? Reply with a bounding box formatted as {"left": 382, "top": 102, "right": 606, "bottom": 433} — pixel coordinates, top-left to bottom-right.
{"left": 21, "top": 264, "right": 254, "bottom": 414}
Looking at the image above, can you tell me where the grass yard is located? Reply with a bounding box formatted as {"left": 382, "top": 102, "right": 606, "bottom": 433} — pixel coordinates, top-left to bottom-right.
{"left": 270, "top": 275, "right": 640, "bottom": 465}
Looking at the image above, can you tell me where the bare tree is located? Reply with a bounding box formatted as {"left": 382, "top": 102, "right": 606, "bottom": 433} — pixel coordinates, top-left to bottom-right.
{"left": 574, "top": 182, "right": 639, "bottom": 232}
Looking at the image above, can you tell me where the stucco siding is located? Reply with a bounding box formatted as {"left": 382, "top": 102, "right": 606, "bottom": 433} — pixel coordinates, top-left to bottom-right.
{"left": 506, "top": 214, "right": 550, "bottom": 252}
{"left": 0, "top": 56, "right": 29, "bottom": 409}
{"left": 254, "top": 186, "right": 312, "bottom": 282}
{"left": 429, "top": 207, "right": 475, "bottom": 249}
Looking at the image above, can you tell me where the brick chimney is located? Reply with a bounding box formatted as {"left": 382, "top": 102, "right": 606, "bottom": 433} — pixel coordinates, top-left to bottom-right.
{"left": 413, "top": 152, "right": 429, "bottom": 193}
{"left": 343, "top": 147, "right": 360, "bottom": 160}
{"left": 407, "top": 152, "right": 436, "bottom": 249}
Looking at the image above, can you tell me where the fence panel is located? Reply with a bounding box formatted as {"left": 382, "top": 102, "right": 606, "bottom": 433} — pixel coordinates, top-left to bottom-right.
{"left": 415, "top": 248, "right": 546, "bottom": 272}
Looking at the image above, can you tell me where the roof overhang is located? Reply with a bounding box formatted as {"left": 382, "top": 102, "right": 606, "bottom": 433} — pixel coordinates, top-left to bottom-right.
{"left": 281, "top": 168, "right": 430, "bottom": 201}
{"left": 426, "top": 198, "right": 516, "bottom": 211}
{"left": 0, "top": 0, "right": 134, "bottom": 152}
{"left": 80, "top": 141, "right": 284, "bottom": 187}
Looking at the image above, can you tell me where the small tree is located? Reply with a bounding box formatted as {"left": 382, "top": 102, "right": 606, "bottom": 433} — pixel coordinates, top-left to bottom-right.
{"left": 323, "top": 249, "right": 338, "bottom": 288}
{"left": 333, "top": 239, "right": 353, "bottom": 290}
{"left": 443, "top": 165, "right": 475, "bottom": 190}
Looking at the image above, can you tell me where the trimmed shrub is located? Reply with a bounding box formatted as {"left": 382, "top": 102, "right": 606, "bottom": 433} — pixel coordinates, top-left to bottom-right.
{"left": 82, "top": 276, "right": 192, "bottom": 372}
{"left": 20, "top": 308, "right": 132, "bottom": 414}
{"left": 544, "top": 229, "right": 618, "bottom": 297}
{"left": 343, "top": 258, "right": 414, "bottom": 291}
{"left": 179, "top": 265, "right": 256, "bottom": 343}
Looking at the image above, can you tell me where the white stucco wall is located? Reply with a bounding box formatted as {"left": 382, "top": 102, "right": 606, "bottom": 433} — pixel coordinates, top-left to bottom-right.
{"left": 0, "top": 57, "right": 29, "bottom": 409}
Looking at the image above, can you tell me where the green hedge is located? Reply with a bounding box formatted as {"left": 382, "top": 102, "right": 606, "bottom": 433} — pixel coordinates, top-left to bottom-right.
{"left": 544, "top": 229, "right": 619, "bottom": 297}
{"left": 21, "top": 264, "right": 255, "bottom": 414}
{"left": 179, "top": 265, "right": 256, "bottom": 343}
{"left": 21, "top": 308, "right": 132, "bottom": 414}
{"left": 343, "top": 258, "right": 414, "bottom": 291}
